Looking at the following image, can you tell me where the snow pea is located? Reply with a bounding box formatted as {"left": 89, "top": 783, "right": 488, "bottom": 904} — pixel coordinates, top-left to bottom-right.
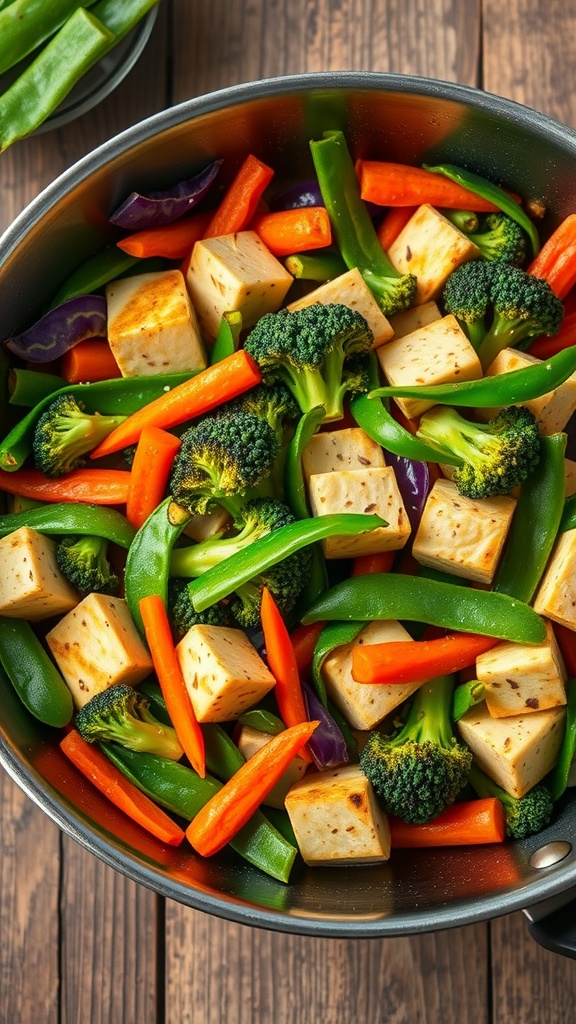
{"left": 0, "top": 502, "right": 135, "bottom": 547}
{"left": 494, "top": 433, "right": 567, "bottom": 603}
{"left": 549, "top": 677, "right": 576, "bottom": 801}
{"left": 284, "top": 405, "right": 326, "bottom": 519}
{"left": 369, "top": 345, "right": 576, "bottom": 408}
{"left": 209, "top": 311, "right": 242, "bottom": 366}
{"left": 124, "top": 497, "right": 191, "bottom": 634}
{"left": 0, "top": 617, "right": 73, "bottom": 727}
{"left": 560, "top": 492, "right": 576, "bottom": 533}
{"left": 311, "top": 620, "right": 365, "bottom": 705}
{"left": 48, "top": 250, "right": 164, "bottom": 308}
{"left": 301, "top": 573, "right": 547, "bottom": 644}
{"left": 237, "top": 709, "right": 285, "bottom": 735}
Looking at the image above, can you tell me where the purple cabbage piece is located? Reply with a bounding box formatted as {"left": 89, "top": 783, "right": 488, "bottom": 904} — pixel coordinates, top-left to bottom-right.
{"left": 386, "top": 452, "right": 431, "bottom": 531}
{"left": 302, "top": 681, "right": 349, "bottom": 771}
{"left": 109, "top": 159, "right": 223, "bottom": 231}
{"left": 271, "top": 177, "right": 380, "bottom": 218}
{"left": 4, "top": 295, "right": 107, "bottom": 363}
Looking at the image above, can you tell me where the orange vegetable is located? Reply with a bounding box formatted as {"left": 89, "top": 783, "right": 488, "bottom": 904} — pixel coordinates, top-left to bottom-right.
{"left": 116, "top": 211, "right": 212, "bottom": 260}
{"left": 357, "top": 160, "right": 511, "bottom": 211}
{"left": 60, "top": 339, "right": 121, "bottom": 383}
{"left": 89, "top": 349, "right": 261, "bottom": 458}
{"left": 0, "top": 467, "right": 131, "bottom": 505}
{"left": 126, "top": 426, "right": 182, "bottom": 530}
{"left": 290, "top": 621, "right": 325, "bottom": 675}
{"left": 377, "top": 205, "right": 417, "bottom": 250}
{"left": 528, "top": 309, "right": 576, "bottom": 359}
{"left": 204, "top": 154, "right": 274, "bottom": 238}
{"left": 139, "top": 595, "right": 206, "bottom": 778}
{"left": 389, "top": 798, "right": 506, "bottom": 847}
{"left": 250, "top": 207, "right": 332, "bottom": 257}
{"left": 351, "top": 552, "right": 395, "bottom": 576}
{"left": 60, "top": 729, "right": 185, "bottom": 846}
{"left": 260, "top": 587, "right": 313, "bottom": 763}
{"left": 186, "top": 720, "right": 319, "bottom": 856}
{"left": 527, "top": 213, "right": 576, "bottom": 298}
{"left": 352, "top": 631, "right": 499, "bottom": 686}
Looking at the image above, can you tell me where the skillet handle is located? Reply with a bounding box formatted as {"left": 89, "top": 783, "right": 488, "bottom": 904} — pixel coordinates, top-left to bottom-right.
{"left": 523, "top": 896, "right": 576, "bottom": 959}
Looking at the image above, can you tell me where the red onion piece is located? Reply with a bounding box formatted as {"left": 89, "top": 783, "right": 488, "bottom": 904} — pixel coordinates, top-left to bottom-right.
{"left": 4, "top": 295, "right": 107, "bottom": 363}
{"left": 109, "top": 159, "right": 223, "bottom": 230}
{"left": 303, "top": 681, "right": 349, "bottom": 771}
{"left": 386, "top": 452, "right": 431, "bottom": 531}
{"left": 272, "top": 177, "right": 380, "bottom": 218}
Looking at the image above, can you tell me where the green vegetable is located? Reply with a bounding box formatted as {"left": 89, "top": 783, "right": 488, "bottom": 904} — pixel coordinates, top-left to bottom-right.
{"left": 301, "top": 572, "right": 547, "bottom": 644}
{"left": 32, "top": 393, "right": 127, "bottom": 477}
{"left": 167, "top": 578, "right": 230, "bottom": 641}
{"left": 209, "top": 311, "right": 242, "bottom": 365}
{"left": 494, "top": 433, "right": 567, "bottom": 603}
{"left": 220, "top": 381, "right": 300, "bottom": 499}
{"left": 0, "top": 0, "right": 98, "bottom": 75}
{"left": 283, "top": 405, "right": 326, "bottom": 519}
{"left": 359, "top": 675, "right": 472, "bottom": 823}
{"left": 76, "top": 683, "right": 183, "bottom": 760}
{"left": 467, "top": 213, "right": 528, "bottom": 266}
{"left": 56, "top": 534, "right": 118, "bottom": 595}
{"left": 8, "top": 369, "right": 67, "bottom": 408}
{"left": 443, "top": 210, "right": 480, "bottom": 233}
{"left": 124, "top": 497, "right": 192, "bottom": 634}
{"left": 284, "top": 251, "right": 347, "bottom": 282}
{"left": 468, "top": 763, "right": 553, "bottom": 839}
{"left": 452, "top": 679, "right": 485, "bottom": 722}
{"left": 48, "top": 248, "right": 160, "bottom": 308}
{"left": 310, "top": 130, "right": 417, "bottom": 315}
{"left": 237, "top": 709, "right": 286, "bottom": 735}
{"left": 0, "top": 502, "right": 135, "bottom": 547}
{"left": 549, "top": 678, "right": 576, "bottom": 802}
{"left": 0, "top": 616, "right": 73, "bottom": 727}
{"left": 416, "top": 404, "right": 541, "bottom": 499}
{"left": 561, "top": 493, "right": 576, "bottom": 533}
{"left": 311, "top": 620, "right": 365, "bottom": 705}
{"left": 91, "top": 0, "right": 159, "bottom": 41}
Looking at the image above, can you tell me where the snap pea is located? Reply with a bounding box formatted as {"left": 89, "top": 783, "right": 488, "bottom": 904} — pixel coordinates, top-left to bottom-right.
{"left": 311, "top": 620, "right": 365, "bottom": 705}
{"left": 284, "top": 405, "right": 326, "bottom": 519}
{"left": 560, "top": 492, "right": 576, "bottom": 533}
{"left": 102, "top": 744, "right": 297, "bottom": 883}
{"left": 369, "top": 345, "right": 576, "bottom": 408}
{"left": 452, "top": 679, "right": 486, "bottom": 722}
{"left": 0, "top": 617, "right": 73, "bottom": 727}
{"left": 48, "top": 250, "right": 163, "bottom": 309}
{"left": 0, "top": 502, "right": 135, "bottom": 547}
{"left": 124, "top": 497, "right": 191, "bottom": 634}
{"left": 9, "top": 369, "right": 67, "bottom": 408}
{"left": 301, "top": 573, "right": 547, "bottom": 644}
{"left": 548, "top": 678, "right": 576, "bottom": 802}
{"left": 237, "top": 709, "right": 285, "bottom": 735}
{"left": 209, "top": 311, "right": 242, "bottom": 366}
{"left": 494, "top": 433, "right": 567, "bottom": 603}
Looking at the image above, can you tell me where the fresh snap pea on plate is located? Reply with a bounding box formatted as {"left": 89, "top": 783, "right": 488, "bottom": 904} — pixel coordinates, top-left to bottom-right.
{"left": 1, "top": 119, "right": 576, "bottom": 884}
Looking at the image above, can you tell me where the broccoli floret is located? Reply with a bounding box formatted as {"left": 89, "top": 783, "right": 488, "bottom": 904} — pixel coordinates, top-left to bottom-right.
{"left": 359, "top": 675, "right": 472, "bottom": 823}
{"left": 167, "top": 577, "right": 230, "bottom": 641}
{"left": 469, "top": 763, "right": 554, "bottom": 839}
{"left": 75, "top": 683, "right": 183, "bottom": 760}
{"left": 416, "top": 404, "right": 541, "bottom": 498}
{"left": 467, "top": 213, "right": 528, "bottom": 266}
{"left": 169, "top": 411, "right": 279, "bottom": 516}
{"left": 55, "top": 534, "right": 118, "bottom": 595}
{"left": 243, "top": 303, "right": 374, "bottom": 422}
{"left": 32, "top": 394, "right": 126, "bottom": 477}
{"left": 229, "top": 543, "right": 312, "bottom": 627}
{"left": 221, "top": 382, "right": 301, "bottom": 438}
{"left": 442, "top": 258, "right": 497, "bottom": 349}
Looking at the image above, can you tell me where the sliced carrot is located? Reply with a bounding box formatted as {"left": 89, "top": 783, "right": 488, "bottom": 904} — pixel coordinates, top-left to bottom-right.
{"left": 357, "top": 161, "right": 511, "bottom": 211}
{"left": 186, "top": 720, "right": 319, "bottom": 856}
{"left": 60, "top": 729, "right": 185, "bottom": 846}
{"left": 290, "top": 621, "right": 326, "bottom": 675}
{"left": 126, "top": 427, "right": 182, "bottom": 530}
{"left": 351, "top": 552, "right": 395, "bottom": 576}
{"left": 528, "top": 309, "right": 576, "bottom": 359}
{"left": 89, "top": 349, "right": 261, "bottom": 459}
{"left": 250, "top": 207, "right": 332, "bottom": 257}
{"left": 351, "top": 631, "right": 499, "bottom": 686}
{"left": 139, "top": 594, "right": 206, "bottom": 778}
{"left": 60, "top": 339, "right": 121, "bottom": 384}
{"left": 389, "top": 798, "right": 506, "bottom": 847}
{"left": 116, "top": 211, "right": 212, "bottom": 260}
{"left": 260, "top": 587, "right": 313, "bottom": 763}
{"left": 0, "top": 468, "right": 131, "bottom": 505}
{"left": 527, "top": 213, "right": 576, "bottom": 298}
{"left": 377, "top": 205, "right": 417, "bottom": 250}
{"left": 204, "top": 154, "right": 274, "bottom": 238}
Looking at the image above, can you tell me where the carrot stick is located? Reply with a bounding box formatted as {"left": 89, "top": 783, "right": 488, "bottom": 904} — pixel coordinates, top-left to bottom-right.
{"left": 139, "top": 594, "right": 206, "bottom": 778}
{"left": 203, "top": 154, "right": 274, "bottom": 238}
{"left": 60, "top": 729, "right": 185, "bottom": 846}
{"left": 186, "top": 720, "right": 319, "bottom": 856}
{"left": 528, "top": 310, "right": 576, "bottom": 359}
{"left": 126, "top": 427, "right": 182, "bottom": 530}
{"left": 389, "top": 798, "right": 506, "bottom": 847}
{"left": 116, "top": 211, "right": 212, "bottom": 260}
{"left": 260, "top": 587, "right": 313, "bottom": 763}
{"left": 250, "top": 207, "right": 332, "bottom": 257}
{"left": 290, "top": 621, "right": 325, "bottom": 674}
{"left": 527, "top": 213, "right": 576, "bottom": 298}
{"left": 351, "top": 551, "right": 395, "bottom": 576}
{"left": 0, "top": 467, "right": 131, "bottom": 505}
{"left": 351, "top": 631, "right": 500, "bottom": 685}
{"left": 89, "top": 349, "right": 261, "bottom": 459}
{"left": 60, "top": 339, "right": 121, "bottom": 383}
{"left": 377, "top": 206, "right": 417, "bottom": 250}
{"left": 357, "top": 161, "right": 510, "bottom": 211}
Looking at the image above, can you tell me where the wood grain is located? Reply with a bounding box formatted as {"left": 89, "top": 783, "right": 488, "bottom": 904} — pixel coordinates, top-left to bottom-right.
{"left": 491, "top": 912, "right": 576, "bottom": 1024}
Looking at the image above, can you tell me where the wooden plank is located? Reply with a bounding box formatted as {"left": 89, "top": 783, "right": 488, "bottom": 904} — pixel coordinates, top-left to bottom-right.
{"left": 491, "top": 911, "right": 576, "bottom": 1024}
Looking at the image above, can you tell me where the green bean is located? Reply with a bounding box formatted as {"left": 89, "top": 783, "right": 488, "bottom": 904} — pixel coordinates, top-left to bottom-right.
{"left": 237, "top": 710, "right": 285, "bottom": 735}
{"left": 284, "top": 405, "right": 326, "bottom": 519}
{"left": 48, "top": 249, "right": 149, "bottom": 308}
{"left": 284, "top": 251, "right": 347, "bottom": 282}
{"left": 0, "top": 0, "right": 97, "bottom": 75}
{"left": 8, "top": 369, "right": 67, "bottom": 408}
{"left": 0, "top": 502, "right": 135, "bottom": 547}
{"left": 91, "top": 0, "right": 159, "bottom": 41}
{"left": 452, "top": 680, "right": 486, "bottom": 722}
{"left": 0, "top": 617, "right": 73, "bottom": 727}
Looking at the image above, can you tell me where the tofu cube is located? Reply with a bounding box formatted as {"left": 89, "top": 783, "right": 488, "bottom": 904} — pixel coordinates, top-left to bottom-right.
{"left": 302, "top": 426, "right": 386, "bottom": 481}
{"left": 183, "top": 507, "right": 231, "bottom": 543}
{"left": 534, "top": 527, "right": 576, "bottom": 630}
{"left": 236, "top": 725, "right": 308, "bottom": 808}
{"left": 106, "top": 269, "right": 206, "bottom": 377}
{"left": 388, "top": 299, "right": 442, "bottom": 339}
{"left": 477, "top": 348, "right": 576, "bottom": 434}
{"left": 387, "top": 204, "right": 481, "bottom": 304}
{"left": 457, "top": 703, "right": 566, "bottom": 797}
{"left": 286, "top": 267, "right": 394, "bottom": 347}
{"left": 476, "top": 620, "right": 567, "bottom": 718}
{"left": 322, "top": 619, "right": 419, "bottom": 730}
{"left": 285, "top": 764, "right": 391, "bottom": 865}
{"left": 186, "top": 231, "right": 293, "bottom": 338}
{"left": 307, "top": 466, "right": 411, "bottom": 558}
{"left": 376, "top": 314, "right": 482, "bottom": 420}
{"left": 412, "top": 478, "right": 516, "bottom": 584}
{"left": 0, "top": 527, "right": 78, "bottom": 621}
{"left": 46, "top": 595, "right": 153, "bottom": 708}
{"left": 176, "top": 624, "right": 275, "bottom": 723}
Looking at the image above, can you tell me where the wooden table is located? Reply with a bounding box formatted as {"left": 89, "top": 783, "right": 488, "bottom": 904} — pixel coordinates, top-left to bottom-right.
{"left": 1, "top": 2, "right": 576, "bottom": 1020}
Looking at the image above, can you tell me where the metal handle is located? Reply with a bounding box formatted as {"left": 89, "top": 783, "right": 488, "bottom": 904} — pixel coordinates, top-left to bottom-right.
{"left": 524, "top": 894, "right": 576, "bottom": 959}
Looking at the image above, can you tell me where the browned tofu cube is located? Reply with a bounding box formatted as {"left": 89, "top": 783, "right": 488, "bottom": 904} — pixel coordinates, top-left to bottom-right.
{"left": 478, "top": 347, "right": 576, "bottom": 434}
{"left": 0, "top": 526, "right": 78, "bottom": 621}
{"left": 476, "top": 620, "right": 567, "bottom": 718}
{"left": 387, "top": 204, "right": 481, "bottom": 304}
{"left": 302, "top": 426, "right": 386, "bottom": 480}
{"left": 534, "top": 528, "right": 576, "bottom": 631}
{"left": 307, "top": 466, "right": 411, "bottom": 557}
{"left": 286, "top": 267, "right": 394, "bottom": 347}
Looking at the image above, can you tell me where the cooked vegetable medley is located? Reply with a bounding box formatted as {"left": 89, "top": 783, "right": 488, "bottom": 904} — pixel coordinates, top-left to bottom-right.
{"left": 2, "top": 130, "right": 576, "bottom": 881}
